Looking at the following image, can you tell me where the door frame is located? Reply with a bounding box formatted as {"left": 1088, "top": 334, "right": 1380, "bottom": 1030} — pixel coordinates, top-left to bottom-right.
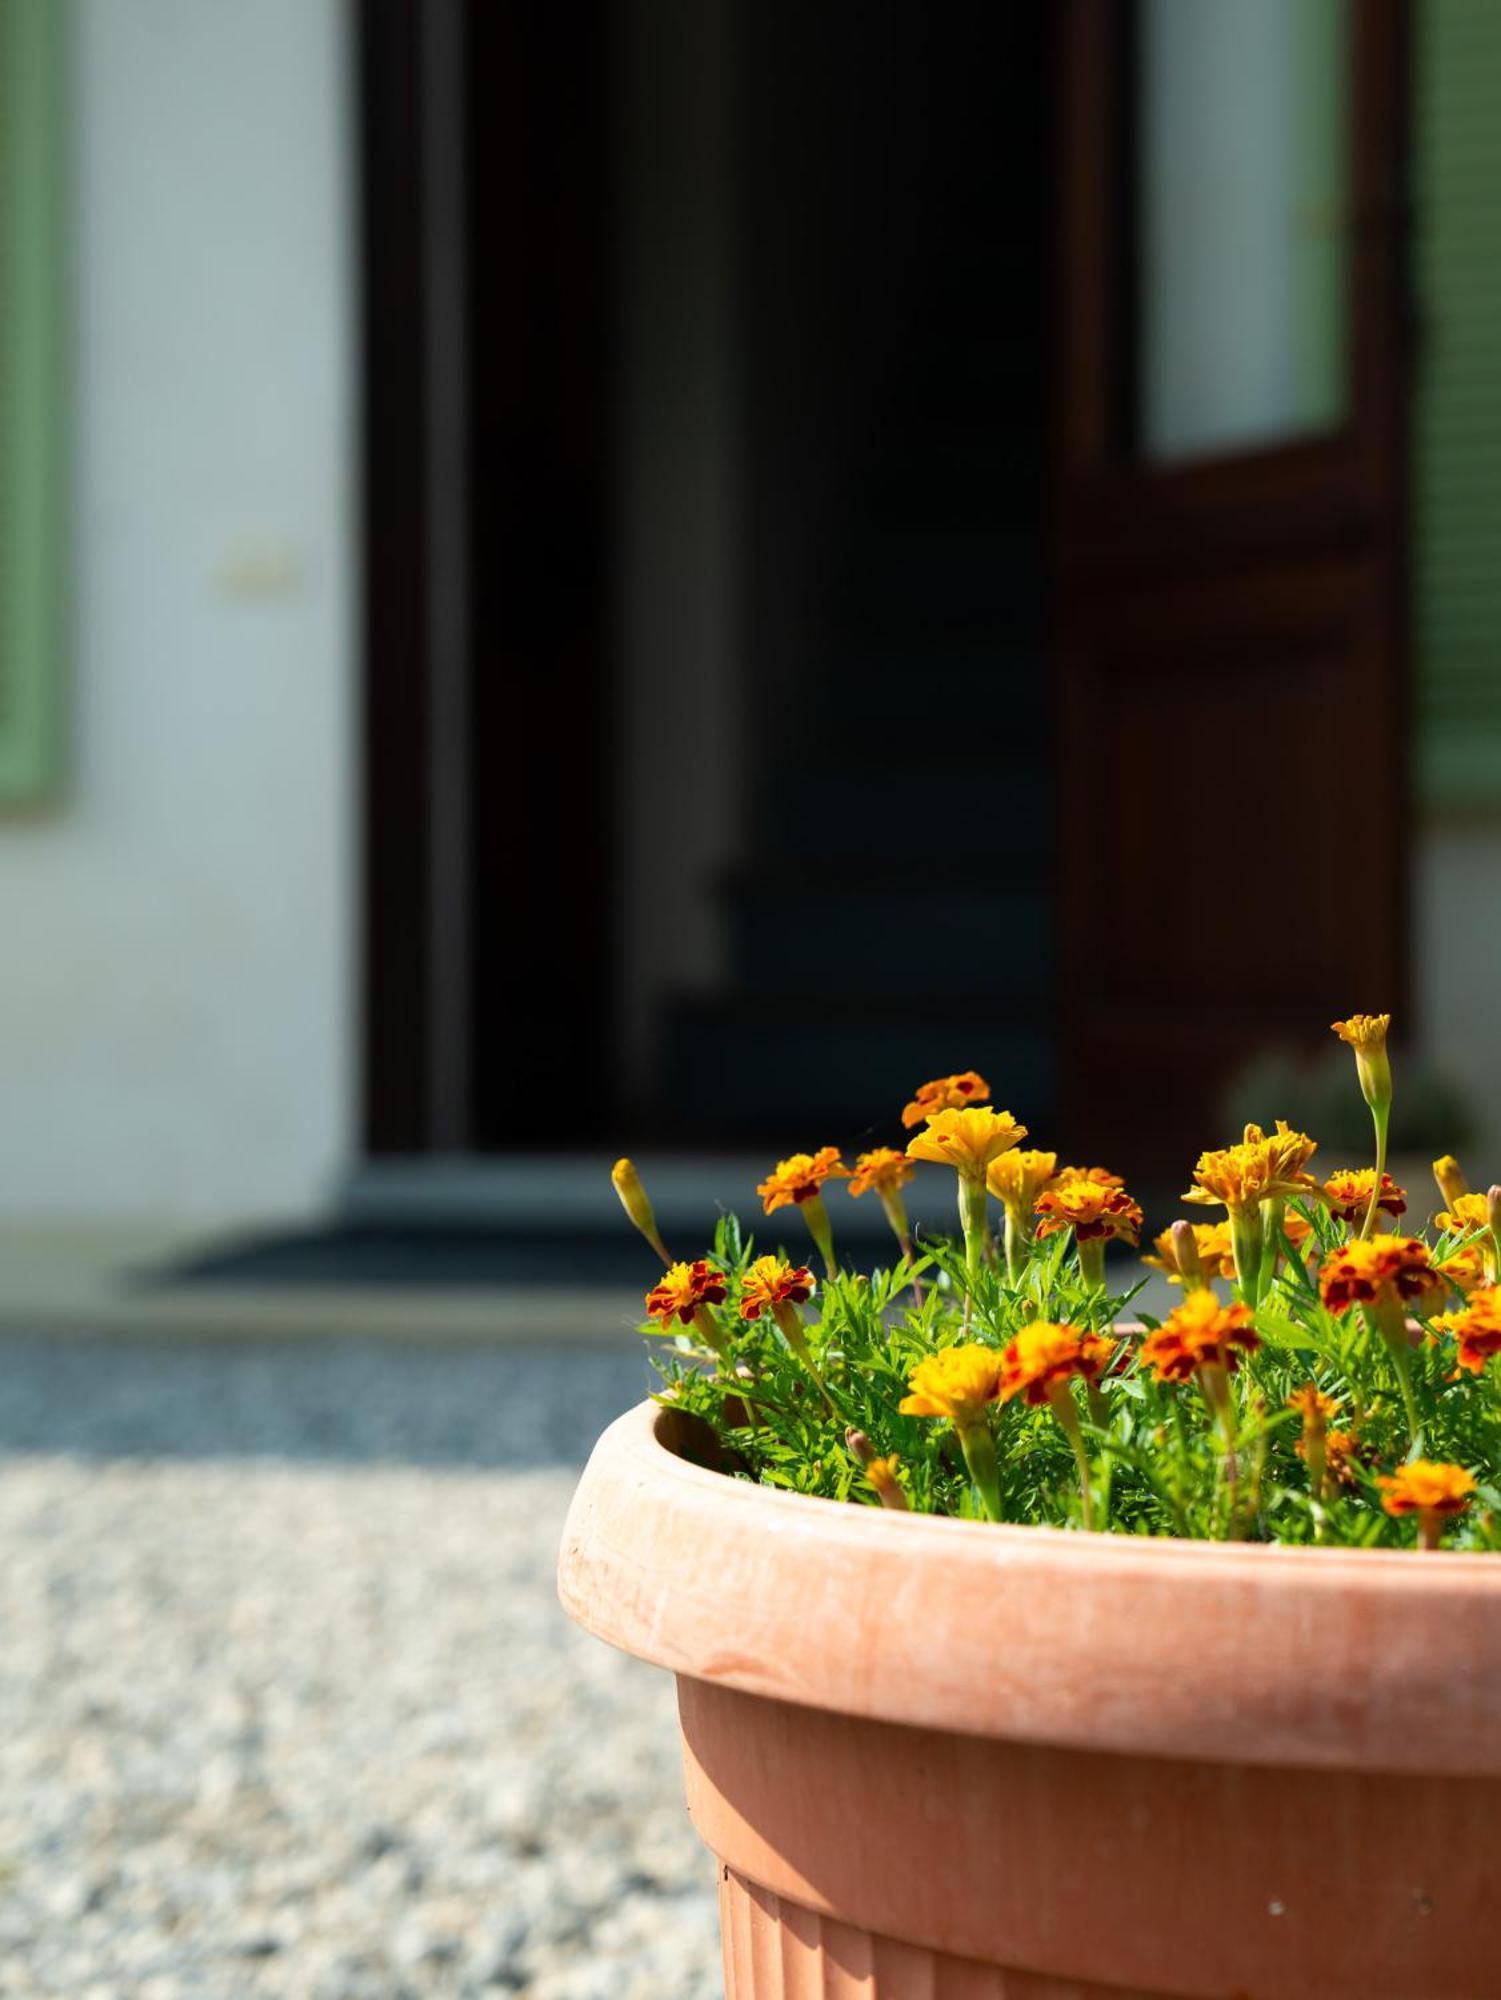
{"left": 357, "top": 0, "right": 618, "bottom": 1155}
{"left": 1054, "top": 0, "right": 1414, "bottom": 1160}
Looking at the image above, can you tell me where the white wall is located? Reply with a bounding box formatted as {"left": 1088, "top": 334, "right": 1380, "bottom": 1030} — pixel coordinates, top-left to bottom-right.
{"left": 0, "top": 0, "right": 355, "bottom": 1223}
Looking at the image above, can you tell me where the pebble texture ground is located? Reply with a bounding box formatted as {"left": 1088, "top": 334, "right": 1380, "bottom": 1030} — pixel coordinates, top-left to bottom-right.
{"left": 0, "top": 1334, "right": 722, "bottom": 1997}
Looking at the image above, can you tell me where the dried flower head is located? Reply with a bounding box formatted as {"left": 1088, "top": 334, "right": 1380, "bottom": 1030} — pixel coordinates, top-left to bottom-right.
{"left": 1142, "top": 1221, "right": 1236, "bottom": 1284}
{"left": 1035, "top": 1171, "right": 1143, "bottom": 1246}
{"left": 644, "top": 1259, "right": 728, "bottom": 1327}
{"left": 1318, "top": 1235, "right": 1441, "bottom": 1315}
{"left": 757, "top": 1148, "right": 851, "bottom": 1215}
{"left": 1377, "top": 1460, "right": 1476, "bottom": 1518}
{"left": 1321, "top": 1428, "right": 1364, "bottom": 1489}
{"left": 1322, "top": 1168, "right": 1407, "bottom": 1227}
{"left": 738, "top": 1255, "right": 815, "bottom": 1321}
{"left": 905, "top": 1105, "right": 1027, "bottom": 1181}
{"left": 900, "top": 1070, "right": 991, "bottom": 1130}
{"left": 997, "top": 1320, "right": 1116, "bottom": 1406}
{"left": 1138, "top": 1291, "right": 1261, "bottom": 1383}
{"left": 899, "top": 1343, "right": 1002, "bottom": 1426}
{"left": 1184, "top": 1122, "right": 1320, "bottom": 1217}
{"left": 848, "top": 1148, "right": 915, "bottom": 1199}
{"left": 985, "top": 1148, "right": 1058, "bottom": 1218}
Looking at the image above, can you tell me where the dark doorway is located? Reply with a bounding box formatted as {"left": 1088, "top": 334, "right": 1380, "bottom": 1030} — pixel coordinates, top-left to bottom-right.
{"left": 360, "top": 1, "right": 1057, "bottom": 1156}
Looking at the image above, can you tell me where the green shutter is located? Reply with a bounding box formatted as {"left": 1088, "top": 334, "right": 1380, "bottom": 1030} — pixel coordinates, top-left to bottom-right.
{"left": 0, "top": 0, "right": 64, "bottom": 804}
{"left": 1415, "top": 1, "right": 1501, "bottom": 807}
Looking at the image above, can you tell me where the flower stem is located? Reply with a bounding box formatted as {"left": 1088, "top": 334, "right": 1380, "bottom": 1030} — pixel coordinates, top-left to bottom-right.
{"left": 1076, "top": 1234, "right": 1106, "bottom": 1293}
{"left": 801, "top": 1193, "right": 838, "bottom": 1277}
{"left": 957, "top": 1419, "right": 1003, "bottom": 1522}
{"left": 1359, "top": 1103, "right": 1391, "bottom": 1242}
{"left": 1003, "top": 1208, "right": 1029, "bottom": 1284}
{"left": 1228, "top": 1208, "right": 1263, "bottom": 1304}
{"left": 1047, "top": 1382, "right": 1095, "bottom": 1531}
{"left": 959, "top": 1178, "right": 987, "bottom": 1327}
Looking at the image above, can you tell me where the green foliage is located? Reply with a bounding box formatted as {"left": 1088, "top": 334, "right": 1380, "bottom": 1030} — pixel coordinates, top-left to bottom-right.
{"left": 640, "top": 1198, "right": 1500, "bottom": 1551}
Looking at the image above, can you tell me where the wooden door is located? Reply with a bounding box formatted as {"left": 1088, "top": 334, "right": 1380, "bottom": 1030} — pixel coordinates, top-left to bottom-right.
{"left": 1057, "top": 0, "right": 1412, "bottom": 1173}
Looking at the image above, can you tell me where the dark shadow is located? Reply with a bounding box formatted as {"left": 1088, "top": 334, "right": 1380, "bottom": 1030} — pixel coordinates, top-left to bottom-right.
{"left": 0, "top": 1334, "right": 656, "bottom": 1470}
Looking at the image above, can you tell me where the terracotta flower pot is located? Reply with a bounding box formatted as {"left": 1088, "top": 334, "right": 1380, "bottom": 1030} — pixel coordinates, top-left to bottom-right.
{"left": 559, "top": 1400, "right": 1501, "bottom": 1999}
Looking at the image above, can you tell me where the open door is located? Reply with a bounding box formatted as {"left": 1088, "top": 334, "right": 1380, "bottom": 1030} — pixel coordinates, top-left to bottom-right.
{"left": 1057, "top": 0, "right": 1412, "bottom": 1172}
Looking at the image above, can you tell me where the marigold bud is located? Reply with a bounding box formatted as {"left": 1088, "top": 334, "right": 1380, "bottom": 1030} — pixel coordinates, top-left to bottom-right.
{"left": 1433, "top": 1155, "right": 1470, "bottom": 1210}
{"left": 612, "top": 1158, "right": 670, "bottom": 1263}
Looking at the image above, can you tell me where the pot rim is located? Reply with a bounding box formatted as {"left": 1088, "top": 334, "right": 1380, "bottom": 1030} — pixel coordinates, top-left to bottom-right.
{"left": 559, "top": 1399, "right": 1501, "bottom": 1775}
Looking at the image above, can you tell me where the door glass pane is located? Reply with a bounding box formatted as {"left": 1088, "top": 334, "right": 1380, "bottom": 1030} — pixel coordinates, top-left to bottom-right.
{"left": 1139, "top": 0, "right": 1349, "bottom": 462}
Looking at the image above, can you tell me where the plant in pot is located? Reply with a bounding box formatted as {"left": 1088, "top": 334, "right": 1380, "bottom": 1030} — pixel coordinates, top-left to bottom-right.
{"left": 559, "top": 1016, "right": 1500, "bottom": 1998}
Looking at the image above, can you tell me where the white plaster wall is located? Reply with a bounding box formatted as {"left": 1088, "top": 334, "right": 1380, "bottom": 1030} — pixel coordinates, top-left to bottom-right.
{"left": 1417, "top": 819, "right": 1501, "bottom": 1169}
{"left": 0, "top": 0, "right": 355, "bottom": 1222}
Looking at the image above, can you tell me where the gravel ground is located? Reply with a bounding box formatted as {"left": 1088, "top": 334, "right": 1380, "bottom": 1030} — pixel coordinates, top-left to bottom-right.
{"left": 0, "top": 1333, "right": 722, "bottom": 1998}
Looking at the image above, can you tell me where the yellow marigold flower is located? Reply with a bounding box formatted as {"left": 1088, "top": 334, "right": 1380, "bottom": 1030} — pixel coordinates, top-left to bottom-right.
{"left": 905, "top": 1105, "right": 1027, "bottom": 1181}
{"left": 1438, "top": 1244, "right": 1489, "bottom": 1295}
{"left": 1377, "top": 1460, "right": 1476, "bottom": 1518}
{"left": 863, "top": 1454, "right": 909, "bottom": 1510}
{"left": 848, "top": 1148, "right": 915, "bottom": 1199}
{"left": 1318, "top": 1235, "right": 1440, "bottom": 1315}
{"left": 1431, "top": 1289, "right": 1501, "bottom": 1376}
{"left": 1138, "top": 1291, "right": 1261, "bottom": 1383}
{"left": 1322, "top": 1168, "right": 1406, "bottom": 1227}
{"left": 1142, "top": 1221, "right": 1236, "bottom": 1284}
{"left": 985, "top": 1148, "right": 1058, "bottom": 1218}
{"left": 1183, "top": 1121, "right": 1320, "bottom": 1217}
{"left": 1286, "top": 1383, "right": 1340, "bottom": 1431}
{"left": 1035, "top": 1172, "right": 1143, "bottom": 1245}
{"left": 900, "top": 1069, "right": 991, "bottom": 1130}
{"left": 1437, "top": 1191, "right": 1490, "bottom": 1236}
{"left": 757, "top": 1147, "right": 851, "bottom": 1215}
{"left": 1331, "top": 1013, "right": 1391, "bottom": 1053}
{"left": 738, "top": 1255, "right": 815, "bottom": 1321}
{"left": 899, "top": 1343, "right": 1002, "bottom": 1426}
{"left": 644, "top": 1259, "right": 728, "bottom": 1327}
{"left": 1333, "top": 1012, "right": 1393, "bottom": 1119}
{"left": 997, "top": 1320, "right": 1115, "bottom": 1407}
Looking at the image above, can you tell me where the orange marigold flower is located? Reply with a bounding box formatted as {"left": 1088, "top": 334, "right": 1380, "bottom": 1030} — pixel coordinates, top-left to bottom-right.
{"left": 997, "top": 1320, "right": 1116, "bottom": 1407}
{"left": 757, "top": 1147, "right": 851, "bottom": 1215}
{"left": 1184, "top": 1121, "right": 1320, "bottom": 1217}
{"left": 1318, "top": 1235, "right": 1440, "bottom": 1315}
{"left": 985, "top": 1148, "right": 1058, "bottom": 1218}
{"left": 1322, "top": 1168, "right": 1407, "bottom": 1227}
{"left": 905, "top": 1105, "right": 1026, "bottom": 1181}
{"left": 899, "top": 1343, "right": 1002, "bottom": 1426}
{"left": 848, "top": 1148, "right": 915, "bottom": 1199}
{"left": 1286, "top": 1382, "right": 1340, "bottom": 1428}
{"left": 1035, "top": 1171, "right": 1143, "bottom": 1245}
{"left": 900, "top": 1069, "right": 991, "bottom": 1130}
{"left": 1437, "top": 1191, "right": 1490, "bottom": 1236}
{"left": 1138, "top": 1291, "right": 1261, "bottom": 1383}
{"left": 1431, "top": 1288, "right": 1501, "bottom": 1375}
{"left": 1377, "top": 1460, "right": 1476, "bottom": 1518}
{"left": 738, "top": 1255, "right": 815, "bottom": 1321}
{"left": 1142, "top": 1221, "right": 1236, "bottom": 1284}
{"left": 644, "top": 1259, "right": 728, "bottom": 1327}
